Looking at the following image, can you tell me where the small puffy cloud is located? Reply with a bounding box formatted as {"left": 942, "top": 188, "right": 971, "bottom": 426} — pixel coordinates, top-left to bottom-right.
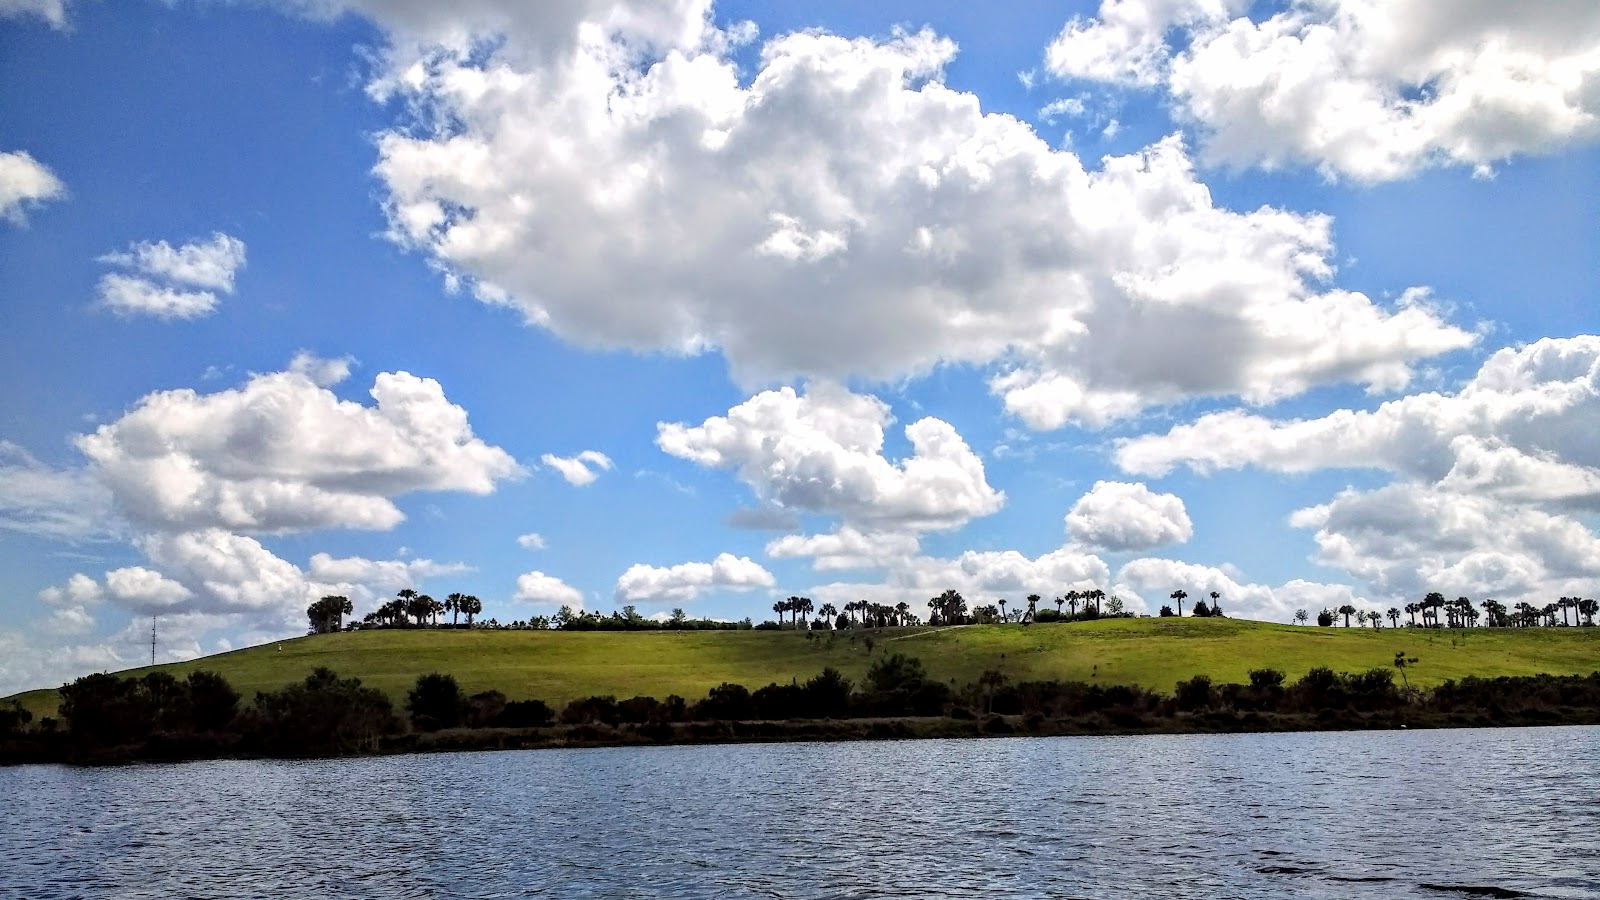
{"left": 614, "top": 552, "right": 775, "bottom": 602}
{"left": 288, "top": 351, "right": 353, "bottom": 387}
{"left": 540, "top": 450, "right": 614, "bottom": 486}
{"left": 102, "top": 565, "right": 196, "bottom": 614}
{"left": 96, "top": 275, "right": 221, "bottom": 320}
{"left": 96, "top": 232, "right": 247, "bottom": 319}
{"left": 1065, "top": 480, "right": 1192, "bottom": 551}
{"left": 1047, "top": 0, "right": 1600, "bottom": 180}
{"left": 659, "top": 384, "right": 1003, "bottom": 532}
{"left": 0, "top": 441, "right": 118, "bottom": 540}
{"left": 514, "top": 570, "right": 584, "bottom": 607}
{"left": 306, "top": 552, "right": 470, "bottom": 590}
{"left": 76, "top": 361, "right": 520, "bottom": 533}
{"left": 0, "top": 149, "right": 66, "bottom": 223}
{"left": 516, "top": 531, "right": 547, "bottom": 549}
{"left": 38, "top": 572, "right": 104, "bottom": 608}
{"left": 766, "top": 526, "right": 921, "bottom": 571}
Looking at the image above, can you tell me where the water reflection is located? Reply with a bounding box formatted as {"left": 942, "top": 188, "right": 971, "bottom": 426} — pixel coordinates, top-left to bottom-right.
{"left": 3, "top": 726, "right": 1597, "bottom": 899}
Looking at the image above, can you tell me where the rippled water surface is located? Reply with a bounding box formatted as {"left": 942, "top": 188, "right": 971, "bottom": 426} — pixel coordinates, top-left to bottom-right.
{"left": 3, "top": 726, "right": 1597, "bottom": 899}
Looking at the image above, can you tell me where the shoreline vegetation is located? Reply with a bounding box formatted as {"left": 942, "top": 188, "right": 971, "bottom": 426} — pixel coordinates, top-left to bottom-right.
{"left": 5, "top": 599, "right": 1597, "bottom": 766}
{"left": 4, "top": 650, "right": 1598, "bottom": 766}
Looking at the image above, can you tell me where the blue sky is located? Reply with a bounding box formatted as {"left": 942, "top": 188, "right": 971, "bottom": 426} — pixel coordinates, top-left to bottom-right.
{"left": 3, "top": 0, "right": 1598, "bottom": 693}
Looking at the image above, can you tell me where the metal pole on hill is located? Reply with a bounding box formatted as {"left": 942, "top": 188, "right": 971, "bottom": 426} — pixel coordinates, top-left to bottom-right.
{"left": 151, "top": 616, "right": 157, "bottom": 666}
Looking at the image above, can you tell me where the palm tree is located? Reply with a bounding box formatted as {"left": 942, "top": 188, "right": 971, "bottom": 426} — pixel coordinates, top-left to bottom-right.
{"left": 895, "top": 601, "right": 910, "bottom": 625}
{"left": 1209, "top": 591, "right": 1221, "bottom": 616}
{"left": 1422, "top": 592, "right": 1445, "bottom": 628}
{"left": 997, "top": 598, "right": 1008, "bottom": 622}
{"left": 1387, "top": 607, "right": 1400, "bottom": 628}
{"left": 1025, "top": 594, "right": 1041, "bottom": 622}
{"left": 461, "top": 595, "right": 482, "bottom": 626}
{"left": 445, "top": 592, "right": 465, "bottom": 626}
{"left": 1054, "top": 595, "right": 1065, "bottom": 616}
{"left": 1580, "top": 598, "right": 1598, "bottom": 626}
{"left": 395, "top": 588, "right": 418, "bottom": 626}
{"left": 1090, "top": 589, "right": 1106, "bottom": 614}
{"left": 932, "top": 589, "right": 966, "bottom": 625}
{"left": 1338, "top": 603, "right": 1357, "bottom": 628}
{"left": 1170, "top": 590, "right": 1187, "bottom": 617}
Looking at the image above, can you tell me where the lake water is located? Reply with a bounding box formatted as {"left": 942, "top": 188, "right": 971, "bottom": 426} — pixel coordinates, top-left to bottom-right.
{"left": 2, "top": 726, "right": 1596, "bottom": 899}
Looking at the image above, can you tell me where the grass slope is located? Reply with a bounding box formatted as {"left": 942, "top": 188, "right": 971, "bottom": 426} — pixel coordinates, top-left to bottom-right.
{"left": 9, "top": 618, "right": 1599, "bottom": 720}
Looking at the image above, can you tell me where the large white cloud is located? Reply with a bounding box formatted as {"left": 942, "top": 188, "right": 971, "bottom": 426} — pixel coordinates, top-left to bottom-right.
{"left": 0, "top": 149, "right": 65, "bottom": 224}
{"left": 328, "top": 4, "right": 1472, "bottom": 426}
{"left": 1290, "top": 484, "right": 1600, "bottom": 605}
{"left": 76, "top": 359, "right": 520, "bottom": 533}
{"left": 96, "top": 232, "right": 247, "bottom": 319}
{"left": 1065, "top": 480, "right": 1192, "bottom": 551}
{"left": 659, "top": 384, "right": 1004, "bottom": 532}
{"left": 1116, "top": 336, "right": 1600, "bottom": 509}
{"left": 1114, "top": 336, "right": 1600, "bottom": 607}
{"left": 1047, "top": 0, "right": 1600, "bottom": 181}
{"left": 614, "top": 552, "right": 775, "bottom": 602}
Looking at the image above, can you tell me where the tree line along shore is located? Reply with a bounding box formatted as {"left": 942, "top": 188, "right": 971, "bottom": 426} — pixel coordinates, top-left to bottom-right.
{"left": 4, "top": 646, "right": 1598, "bottom": 765}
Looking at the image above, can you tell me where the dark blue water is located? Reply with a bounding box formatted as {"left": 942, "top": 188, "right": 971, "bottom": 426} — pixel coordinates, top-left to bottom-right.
{"left": 2, "top": 726, "right": 1596, "bottom": 899}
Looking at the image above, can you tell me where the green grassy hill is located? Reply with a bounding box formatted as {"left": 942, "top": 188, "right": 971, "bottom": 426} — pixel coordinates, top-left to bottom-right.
{"left": 9, "top": 618, "right": 1599, "bottom": 720}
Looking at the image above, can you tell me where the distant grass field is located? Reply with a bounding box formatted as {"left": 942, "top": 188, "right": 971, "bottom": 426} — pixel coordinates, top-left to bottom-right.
{"left": 9, "top": 617, "right": 1598, "bottom": 721}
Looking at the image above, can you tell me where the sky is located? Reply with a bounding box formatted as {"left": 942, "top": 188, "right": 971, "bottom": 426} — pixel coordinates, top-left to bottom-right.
{"left": 2, "top": 0, "right": 1598, "bottom": 694}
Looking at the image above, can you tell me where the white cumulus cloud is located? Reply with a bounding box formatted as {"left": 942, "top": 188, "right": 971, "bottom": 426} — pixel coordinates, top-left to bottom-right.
{"left": 325, "top": 5, "right": 1472, "bottom": 425}
{"left": 659, "top": 384, "right": 1004, "bottom": 532}
{"left": 76, "top": 360, "right": 521, "bottom": 533}
{"left": 514, "top": 570, "right": 585, "bottom": 607}
{"left": 96, "top": 232, "right": 247, "bottom": 319}
{"left": 1066, "top": 480, "right": 1193, "bottom": 551}
{"left": 516, "top": 531, "right": 547, "bottom": 549}
{"left": 1047, "top": 0, "right": 1600, "bottom": 181}
{"left": 541, "top": 450, "right": 614, "bottom": 486}
{"left": 614, "top": 552, "right": 775, "bottom": 602}
{"left": 0, "top": 149, "right": 66, "bottom": 223}
{"left": 766, "top": 526, "right": 921, "bottom": 571}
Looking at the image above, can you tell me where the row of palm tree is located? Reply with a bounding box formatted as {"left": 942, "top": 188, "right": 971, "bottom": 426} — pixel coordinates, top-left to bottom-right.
{"left": 348, "top": 589, "right": 483, "bottom": 630}
{"left": 1294, "top": 593, "right": 1598, "bottom": 628}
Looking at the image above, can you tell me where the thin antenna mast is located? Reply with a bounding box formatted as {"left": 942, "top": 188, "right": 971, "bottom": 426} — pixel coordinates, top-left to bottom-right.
{"left": 151, "top": 616, "right": 157, "bottom": 666}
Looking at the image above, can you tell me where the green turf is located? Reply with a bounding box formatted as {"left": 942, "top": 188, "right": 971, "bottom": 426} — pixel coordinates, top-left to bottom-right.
{"left": 8, "top": 618, "right": 1598, "bottom": 721}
